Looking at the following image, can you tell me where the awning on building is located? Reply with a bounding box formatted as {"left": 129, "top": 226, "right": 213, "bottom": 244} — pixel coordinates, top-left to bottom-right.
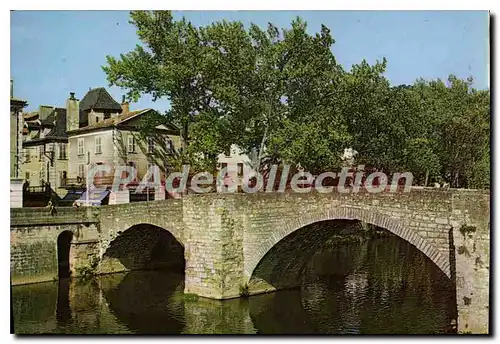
{"left": 62, "top": 190, "right": 85, "bottom": 201}
{"left": 76, "top": 190, "right": 110, "bottom": 206}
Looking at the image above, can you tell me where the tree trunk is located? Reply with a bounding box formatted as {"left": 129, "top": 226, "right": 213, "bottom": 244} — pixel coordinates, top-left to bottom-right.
{"left": 424, "top": 170, "right": 429, "bottom": 187}
{"left": 256, "top": 123, "right": 269, "bottom": 173}
{"left": 181, "top": 122, "right": 189, "bottom": 152}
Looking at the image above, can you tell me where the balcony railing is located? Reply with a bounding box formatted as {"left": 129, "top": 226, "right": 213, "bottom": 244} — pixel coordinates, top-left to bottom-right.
{"left": 61, "top": 176, "right": 115, "bottom": 188}
{"left": 24, "top": 185, "right": 50, "bottom": 194}
{"left": 61, "top": 177, "right": 85, "bottom": 188}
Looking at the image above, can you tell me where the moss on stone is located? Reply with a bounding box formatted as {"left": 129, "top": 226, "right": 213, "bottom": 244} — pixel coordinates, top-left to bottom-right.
{"left": 459, "top": 224, "right": 477, "bottom": 238}
{"left": 184, "top": 293, "right": 200, "bottom": 302}
{"left": 239, "top": 283, "right": 249, "bottom": 298}
{"left": 457, "top": 245, "right": 471, "bottom": 257}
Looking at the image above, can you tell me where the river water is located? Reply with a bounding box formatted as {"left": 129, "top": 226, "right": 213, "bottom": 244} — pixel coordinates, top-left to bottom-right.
{"left": 12, "top": 235, "right": 457, "bottom": 334}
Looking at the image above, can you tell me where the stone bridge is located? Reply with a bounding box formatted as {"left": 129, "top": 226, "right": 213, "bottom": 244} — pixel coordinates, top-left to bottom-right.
{"left": 10, "top": 188, "right": 490, "bottom": 333}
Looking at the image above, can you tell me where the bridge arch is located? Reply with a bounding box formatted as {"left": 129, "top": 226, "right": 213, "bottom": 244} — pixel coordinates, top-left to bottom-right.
{"left": 99, "top": 223, "right": 185, "bottom": 275}
{"left": 57, "top": 230, "right": 74, "bottom": 278}
{"left": 246, "top": 207, "right": 451, "bottom": 290}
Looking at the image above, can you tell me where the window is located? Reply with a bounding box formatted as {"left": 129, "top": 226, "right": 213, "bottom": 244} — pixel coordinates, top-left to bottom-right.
{"left": 46, "top": 144, "right": 54, "bottom": 158}
{"left": 104, "top": 113, "right": 111, "bottom": 120}
{"left": 95, "top": 136, "right": 102, "bottom": 154}
{"left": 38, "top": 146, "right": 43, "bottom": 161}
{"left": 147, "top": 162, "right": 156, "bottom": 181}
{"left": 127, "top": 161, "right": 137, "bottom": 180}
{"left": 96, "top": 117, "right": 99, "bottom": 123}
{"left": 127, "top": 135, "right": 136, "bottom": 153}
{"left": 148, "top": 137, "right": 155, "bottom": 153}
{"left": 59, "top": 143, "right": 67, "bottom": 160}
{"left": 58, "top": 171, "right": 67, "bottom": 187}
{"left": 39, "top": 170, "right": 45, "bottom": 184}
{"left": 237, "top": 163, "right": 244, "bottom": 177}
{"left": 166, "top": 138, "right": 173, "bottom": 153}
{"left": 78, "top": 164, "right": 85, "bottom": 179}
{"left": 77, "top": 138, "right": 84, "bottom": 155}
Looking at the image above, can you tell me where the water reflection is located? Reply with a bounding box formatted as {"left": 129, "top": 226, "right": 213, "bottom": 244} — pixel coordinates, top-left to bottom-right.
{"left": 12, "top": 235, "right": 457, "bottom": 334}
{"left": 55, "top": 279, "right": 71, "bottom": 326}
{"left": 101, "top": 271, "right": 185, "bottom": 334}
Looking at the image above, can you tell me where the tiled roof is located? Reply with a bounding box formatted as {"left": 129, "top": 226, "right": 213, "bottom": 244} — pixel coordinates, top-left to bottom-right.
{"left": 79, "top": 109, "right": 88, "bottom": 126}
{"left": 11, "top": 97, "right": 27, "bottom": 103}
{"left": 45, "top": 108, "right": 67, "bottom": 138}
{"left": 69, "top": 109, "right": 151, "bottom": 133}
{"left": 80, "top": 87, "right": 122, "bottom": 112}
{"left": 23, "top": 108, "right": 68, "bottom": 146}
{"left": 69, "top": 108, "right": 181, "bottom": 136}
{"left": 23, "top": 111, "right": 39, "bottom": 120}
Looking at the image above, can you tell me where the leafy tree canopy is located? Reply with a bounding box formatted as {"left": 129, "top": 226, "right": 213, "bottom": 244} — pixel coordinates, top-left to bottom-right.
{"left": 103, "top": 10, "right": 490, "bottom": 188}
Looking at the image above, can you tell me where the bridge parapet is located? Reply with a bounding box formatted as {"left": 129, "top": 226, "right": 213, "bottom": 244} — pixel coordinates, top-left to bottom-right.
{"left": 10, "top": 206, "right": 99, "bottom": 227}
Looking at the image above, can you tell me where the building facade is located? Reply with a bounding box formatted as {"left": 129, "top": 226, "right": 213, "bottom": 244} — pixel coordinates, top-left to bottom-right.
{"left": 21, "top": 106, "right": 69, "bottom": 196}
{"left": 19, "top": 87, "right": 181, "bottom": 199}
{"left": 65, "top": 88, "right": 181, "bottom": 188}
{"left": 10, "top": 80, "right": 28, "bottom": 179}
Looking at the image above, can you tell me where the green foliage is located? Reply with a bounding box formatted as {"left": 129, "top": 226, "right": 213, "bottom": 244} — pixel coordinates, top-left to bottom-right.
{"left": 183, "top": 293, "right": 200, "bottom": 302}
{"left": 459, "top": 225, "right": 477, "bottom": 238}
{"left": 457, "top": 245, "right": 471, "bottom": 257}
{"left": 75, "top": 257, "right": 100, "bottom": 284}
{"left": 75, "top": 266, "right": 96, "bottom": 284}
{"left": 239, "top": 283, "right": 250, "bottom": 297}
{"left": 103, "top": 11, "right": 490, "bottom": 188}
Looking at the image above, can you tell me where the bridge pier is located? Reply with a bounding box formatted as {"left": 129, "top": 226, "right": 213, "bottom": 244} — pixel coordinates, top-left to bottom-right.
{"left": 182, "top": 195, "right": 246, "bottom": 299}
{"left": 450, "top": 192, "right": 490, "bottom": 334}
{"left": 455, "top": 259, "right": 490, "bottom": 334}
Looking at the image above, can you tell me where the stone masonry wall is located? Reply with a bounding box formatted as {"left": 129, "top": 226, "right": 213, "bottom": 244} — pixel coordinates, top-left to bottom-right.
{"left": 182, "top": 195, "right": 245, "bottom": 299}
{"left": 449, "top": 190, "right": 490, "bottom": 334}
{"left": 11, "top": 207, "right": 100, "bottom": 285}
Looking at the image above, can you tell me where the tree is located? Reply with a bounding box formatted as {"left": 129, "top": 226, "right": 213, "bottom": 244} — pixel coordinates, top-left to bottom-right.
{"left": 103, "top": 11, "right": 206, "bottom": 153}
{"left": 103, "top": 11, "right": 490, "bottom": 189}
{"left": 130, "top": 110, "right": 183, "bottom": 174}
{"left": 103, "top": 12, "right": 350, "bottom": 174}
{"left": 410, "top": 76, "right": 490, "bottom": 188}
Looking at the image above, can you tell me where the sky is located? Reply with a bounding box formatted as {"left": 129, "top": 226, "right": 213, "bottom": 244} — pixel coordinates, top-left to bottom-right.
{"left": 10, "top": 10, "right": 490, "bottom": 113}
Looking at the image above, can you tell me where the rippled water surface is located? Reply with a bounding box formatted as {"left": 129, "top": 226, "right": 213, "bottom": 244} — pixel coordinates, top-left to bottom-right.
{"left": 12, "top": 236, "right": 457, "bottom": 334}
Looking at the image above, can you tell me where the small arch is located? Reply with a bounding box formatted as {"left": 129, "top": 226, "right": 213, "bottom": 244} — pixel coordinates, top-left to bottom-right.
{"left": 247, "top": 208, "right": 450, "bottom": 282}
{"left": 57, "top": 230, "right": 73, "bottom": 278}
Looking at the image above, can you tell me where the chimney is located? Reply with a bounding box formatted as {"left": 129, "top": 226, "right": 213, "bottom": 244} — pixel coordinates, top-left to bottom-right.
{"left": 121, "top": 95, "right": 129, "bottom": 115}
{"left": 66, "top": 91, "right": 80, "bottom": 132}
